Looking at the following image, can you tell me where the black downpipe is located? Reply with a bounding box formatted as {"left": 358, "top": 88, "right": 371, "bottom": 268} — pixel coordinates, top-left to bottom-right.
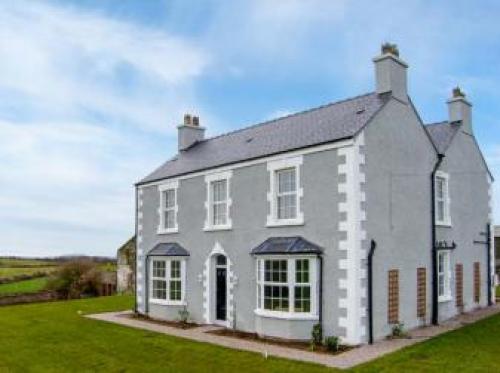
{"left": 134, "top": 187, "right": 138, "bottom": 313}
{"left": 431, "top": 154, "right": 445, "bottom": 326}
{"left": 487, "top": 223, "right": 493, "bottom": 306}
{"left": 145, "top": 255, "right": 150, "bottom": 314}
{"left": 318, "top": 254, "right": 323, "bottom": 342}
{"left": 368, "top": 239, "right": 377, "bottom": 344}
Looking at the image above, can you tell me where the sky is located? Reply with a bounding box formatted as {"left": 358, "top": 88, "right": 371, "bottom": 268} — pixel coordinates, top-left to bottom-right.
{"left": 1, "top": 0, "right": 500, "bottom": 257}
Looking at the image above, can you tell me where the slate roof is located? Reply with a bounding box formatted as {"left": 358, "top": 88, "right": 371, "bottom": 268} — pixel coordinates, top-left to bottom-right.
{"left": 424, "top": 121, "right": 460, "bottom": 154}
{"left": 251, "top": 237, "right": 323, "bottom": 255}
{"left": 139, "top": 92, "right": 389, "bottom": 184}
{"left": 148, "top": 243, "right": 189, "bottom": 257}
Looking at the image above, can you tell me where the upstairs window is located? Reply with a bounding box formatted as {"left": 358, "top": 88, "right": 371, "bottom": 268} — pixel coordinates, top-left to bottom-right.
{"left": 435, "top": 172, "right": 450, "bottom": 226}
{"left": 267, "top": 156, "right": 304, "bottom": 227}
{"left": 276, "top": 168, "right": 297, "bottom": 220}
{"left": 158, "top": 181, "right": 179, "bottom": 234}
{"left": 204, "top": 171, "right": 232, "bottom": 231}
{"left": 211, "top": 179, "right": 228, "bottom": 226}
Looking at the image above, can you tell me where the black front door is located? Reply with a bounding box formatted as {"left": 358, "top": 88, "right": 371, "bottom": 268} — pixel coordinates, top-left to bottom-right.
{"left": 216, "top": 267, "right": 227, "bottom": 321}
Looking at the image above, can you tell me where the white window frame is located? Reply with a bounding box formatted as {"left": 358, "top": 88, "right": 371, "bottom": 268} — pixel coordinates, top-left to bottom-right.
{"left": 204, "top": 171, "right": 233, "bottom": 231}
{"left": 267, "top": 156, "right": 304, "bottom": 227}
{"left": 149, "top": 257, "right": 187, "bottom": 306}
{"left": 158, "top": 180, "right": 179, "bottom": 234}
{"left": 437, "top": 250, "right": 452, "bottom": 302}
{"left": 435, "top": 171, "right": 451, "bottom": 226}
{"left": 254, "top": 256, "right": 318, "bottom": 320}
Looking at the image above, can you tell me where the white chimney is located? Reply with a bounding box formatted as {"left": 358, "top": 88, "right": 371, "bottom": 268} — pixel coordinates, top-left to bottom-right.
{"left": 373, "top": 43, "right": 408, "bottom": 103}
{"left": 178, "top": 114, "right": 205, "bottom": 151}
{"left": 447, "top": 87, "right": 472, "bottom": 134}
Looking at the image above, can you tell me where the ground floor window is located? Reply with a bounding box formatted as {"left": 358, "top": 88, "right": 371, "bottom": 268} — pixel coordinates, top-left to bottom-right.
{"left": 437, "top": 251, "right": 451, "bottom": 302}
{"left": 150, "top": 258, "right": 186, "bottom": 304}
{"left": 255, "top": 257, "right": 317, "bottom": 317}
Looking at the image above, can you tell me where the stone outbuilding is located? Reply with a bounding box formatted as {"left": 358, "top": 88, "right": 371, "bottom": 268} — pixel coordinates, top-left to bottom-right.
{"left": 117, "top": 236, "right": 136, "bottom": 293}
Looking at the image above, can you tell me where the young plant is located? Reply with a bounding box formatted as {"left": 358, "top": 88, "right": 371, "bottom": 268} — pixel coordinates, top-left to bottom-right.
{"left": 178, "top": 306, "right": 189, "bottom": 324}
{"left": 391, "top": 323, "right": 406, "bottom": 338}
{"left": 324, "top": 336, "right": 340, "bottom": 352}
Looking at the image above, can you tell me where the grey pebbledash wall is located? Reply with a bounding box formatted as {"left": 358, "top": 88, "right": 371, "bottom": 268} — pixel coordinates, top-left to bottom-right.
{"left": 364, "top": 98, "right": 437, "bottom": 340}
{"left": 136, "top": 146, "right": 348, "bottom": 340}
{"left": 434, "top": 130, "right": 492, "bottom": 319}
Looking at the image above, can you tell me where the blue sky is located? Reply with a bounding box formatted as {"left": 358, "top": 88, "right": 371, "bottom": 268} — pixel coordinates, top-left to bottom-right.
{"left": 1, "top": 0, "right": 499, "bottom": 257}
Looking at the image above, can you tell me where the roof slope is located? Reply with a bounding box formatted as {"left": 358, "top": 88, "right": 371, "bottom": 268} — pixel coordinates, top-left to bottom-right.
{"left": 424, "top": 121, "right": 460, "bottom": 154}
{"left": 140, "top": 92, "right": 389, "bottom": 184}
{"left": 251, "top": 236, "right": 323, "bottom": 255}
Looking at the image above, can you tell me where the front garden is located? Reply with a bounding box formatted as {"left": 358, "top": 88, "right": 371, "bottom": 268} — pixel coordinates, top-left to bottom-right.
{"left": 1, "top": 295, "right": 500, "bottom": 372}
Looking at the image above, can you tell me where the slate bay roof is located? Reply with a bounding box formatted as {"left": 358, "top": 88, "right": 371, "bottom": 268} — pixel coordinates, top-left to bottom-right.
{"left": 139, "top": 92, "right": 389, "bottom": 184}
{"left": 251, "top": 236, "right": 323, "bottom": 255}
{"left": 148, "top": 243, "right": 189, "bottom": 257}
{"left": 424, "top": 121, "right": 460, "bottom": 154}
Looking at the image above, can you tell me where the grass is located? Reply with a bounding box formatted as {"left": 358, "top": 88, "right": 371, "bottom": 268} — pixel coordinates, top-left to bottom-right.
{"left": 0, "top": 277, "right": 48, "bottom": 295}
{"left": 0, "top": 266, "right": 55, "bottom": 280}
{"left": 496, "top": 286, "right": 500, "bottom": 297}
{"left": 0, "top": 296, "right": 499, "bottom": 372}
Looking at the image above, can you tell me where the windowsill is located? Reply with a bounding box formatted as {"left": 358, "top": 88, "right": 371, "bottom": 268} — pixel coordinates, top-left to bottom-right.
{"left": 157, "top": 228, "right": 179, "bottom": 235}
{"left": 438, "top": 295, "right": 452, "bottom": 303}
{"left": 150, "top": 299, "right": 186, "bottom": 306}
{"left": 266, "top": 218, "right": 304, "bottom": 228}
{"left": 254, "top": 308, "right": 318, "bottom": 321}
{"left": 203, "top": 225, "right": 232, "bottom": 232}
{"left": 435, "top": 222, "right": 452, "bottom": 228}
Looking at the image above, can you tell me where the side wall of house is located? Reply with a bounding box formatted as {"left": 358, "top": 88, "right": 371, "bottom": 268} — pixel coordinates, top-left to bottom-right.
{"left": 364, "top": 98, "right": 436, "bottom": 340}
{"left": 136, "top": 146, "right": 350, "bottom": 340}
{"left": 435, "top": 130, "right": 492, "bottom": 319}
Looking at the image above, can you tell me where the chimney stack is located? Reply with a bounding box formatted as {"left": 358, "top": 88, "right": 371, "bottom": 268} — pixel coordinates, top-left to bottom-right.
{"left": 447, "top": 87, "right": 472, "bottom": 134}
{"left": 373, "top": 43, "right": 408, "bottom": 103}
{"left": 178, "top": 113, "right": 205, "bottom": 151}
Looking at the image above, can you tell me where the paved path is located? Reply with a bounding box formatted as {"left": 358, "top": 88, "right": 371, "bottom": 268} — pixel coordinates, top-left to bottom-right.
{"left": 86, "top": 304, "right": 500, "bottom": 369}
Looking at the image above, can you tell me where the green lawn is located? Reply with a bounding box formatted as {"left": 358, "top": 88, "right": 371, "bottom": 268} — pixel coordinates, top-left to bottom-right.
{"left": 0, "top": 296, "right": 499, "bottom": 372}
{"left": 0, "top": 277, "right": 48, "bottom": 295}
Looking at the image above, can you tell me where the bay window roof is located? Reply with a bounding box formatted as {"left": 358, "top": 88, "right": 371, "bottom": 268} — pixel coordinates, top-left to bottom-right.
{"left": 251, "top": 237, "right": 323, "bottom": 255}
{"left": 148, "top": 243, "right": 189, "bottom": 257}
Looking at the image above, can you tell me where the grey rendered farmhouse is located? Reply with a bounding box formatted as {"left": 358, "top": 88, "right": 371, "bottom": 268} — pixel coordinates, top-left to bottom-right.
{"left": 135, "top": 44, "right": 494, "bottom": 345}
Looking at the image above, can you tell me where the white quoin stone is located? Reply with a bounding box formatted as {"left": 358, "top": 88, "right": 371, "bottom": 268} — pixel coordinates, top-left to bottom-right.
{"left": 447, "top": 95, "right": 472, "bottom": 134}
{"left": 373, "top": 52, "right": 408, "bottom": 103}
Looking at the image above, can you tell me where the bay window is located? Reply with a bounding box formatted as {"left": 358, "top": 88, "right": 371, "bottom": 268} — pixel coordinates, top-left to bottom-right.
{"left": 255, "top": 257, "right": 317, "bottom": 319}
{"left": 150, "top": 258, "right": 186, "bottom": 305}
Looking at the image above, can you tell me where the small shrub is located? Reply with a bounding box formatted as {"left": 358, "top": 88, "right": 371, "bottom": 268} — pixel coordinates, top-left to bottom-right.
{"left": 310, "top": 323, "right": 323, "bottom": 351}
{"left": 391, "top": 323, "right": 406, "bottom": 338}
{"left": 324, "top": 335, "right": 340, "bottom": 352}
{"left": 178, "top": 306, "right": 189, "bottom": 324}
{"left": 46, "top": 260, "right": 101, "bottom": 299}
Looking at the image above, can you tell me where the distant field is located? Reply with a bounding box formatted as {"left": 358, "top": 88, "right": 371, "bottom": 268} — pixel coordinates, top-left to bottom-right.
{"left": 0, "top": 258, "right": 56, "bottom": 268}
{"left": 0, "top": 277, "right": 48, "bottom": 295}
{"left": 0, "top": 266, "right": 56, "bottom": 280}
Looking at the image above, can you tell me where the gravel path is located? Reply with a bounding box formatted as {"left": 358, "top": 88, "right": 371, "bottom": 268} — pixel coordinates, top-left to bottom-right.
{"left": 86, "top": 304, "right": 500, "bottom": 369}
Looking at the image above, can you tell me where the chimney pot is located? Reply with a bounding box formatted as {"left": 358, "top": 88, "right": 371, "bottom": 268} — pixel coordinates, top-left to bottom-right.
{"left": 192, "top": 116, "right": 199, "bottom": 127}
{"left": 381, "top": 42, "right": 399, "bottom": 57}
{"left": 184, "top": 114, "right": 192, "bottom": 126}
{"left": 452, "top": 86, "right": 465, "bottom": 98}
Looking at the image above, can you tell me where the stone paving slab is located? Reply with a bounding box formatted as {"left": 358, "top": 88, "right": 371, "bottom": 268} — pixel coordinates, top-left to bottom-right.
{"left": 86, "top": 304, "right": 500, "bottom": 369}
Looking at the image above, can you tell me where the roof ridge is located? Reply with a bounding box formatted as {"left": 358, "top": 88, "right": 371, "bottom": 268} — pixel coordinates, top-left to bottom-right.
{"left": 425, "top": 120, "right": 448, "bottom": 127}
{"left": 203, "top": 91, "right": 376, "bottom": 143}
